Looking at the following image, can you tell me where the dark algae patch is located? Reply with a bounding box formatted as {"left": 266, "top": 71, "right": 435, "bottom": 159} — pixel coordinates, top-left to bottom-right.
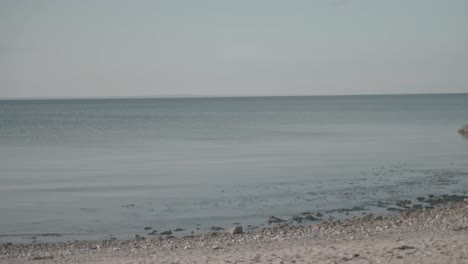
{"left": 267, "top": 216, "right": 286, "bottom": 224}
{"left": 425, "top": 194, "right": 468, "bottom": 206}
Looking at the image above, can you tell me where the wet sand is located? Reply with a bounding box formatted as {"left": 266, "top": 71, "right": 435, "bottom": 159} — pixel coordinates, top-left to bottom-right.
{"left": 2, "top": 201, "right": 467, "bottom": 264}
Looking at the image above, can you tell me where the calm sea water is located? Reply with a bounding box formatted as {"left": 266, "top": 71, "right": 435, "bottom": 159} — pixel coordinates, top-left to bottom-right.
{"left": 1, "top": 94, "right": 467, "bottom": 242}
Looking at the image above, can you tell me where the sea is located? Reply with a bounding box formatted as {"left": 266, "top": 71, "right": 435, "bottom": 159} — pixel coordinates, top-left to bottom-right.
{"left": 1, "top": 94, "right": 467, "bottom": 243}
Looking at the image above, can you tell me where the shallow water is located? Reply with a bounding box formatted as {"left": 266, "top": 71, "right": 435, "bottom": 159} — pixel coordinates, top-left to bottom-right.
{"left": 1, "top": 94, "right": 467, "bottom": 242}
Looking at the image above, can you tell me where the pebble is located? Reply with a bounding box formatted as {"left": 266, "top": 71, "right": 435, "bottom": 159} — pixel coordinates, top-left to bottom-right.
{"left": 229, "top": 226, "right": 243, "bottom": 235}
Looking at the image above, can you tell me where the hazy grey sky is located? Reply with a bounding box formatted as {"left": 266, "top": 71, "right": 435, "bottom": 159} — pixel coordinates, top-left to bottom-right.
{"left": 1, "top": 0, "right": 467, "bottom": 98}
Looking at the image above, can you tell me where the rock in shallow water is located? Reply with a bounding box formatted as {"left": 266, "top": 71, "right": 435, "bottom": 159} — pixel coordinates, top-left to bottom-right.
{"left": 458, "top": 124, "right": 468, "bottom": 134}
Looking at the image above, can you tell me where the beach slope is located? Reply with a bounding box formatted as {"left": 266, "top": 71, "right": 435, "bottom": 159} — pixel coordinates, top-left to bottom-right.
{"left": 2, "top": 203, "right": 467, "bottom": 264}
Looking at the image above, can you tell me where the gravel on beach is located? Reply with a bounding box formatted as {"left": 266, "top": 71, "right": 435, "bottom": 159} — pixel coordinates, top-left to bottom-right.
{"left": 2, "top": 201, "right": 467, "bottom": 264}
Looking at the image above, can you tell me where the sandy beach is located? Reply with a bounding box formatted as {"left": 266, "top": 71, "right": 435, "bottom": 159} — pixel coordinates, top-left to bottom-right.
{"left": 2, "top": 201, "right": 467, "bottom": 264}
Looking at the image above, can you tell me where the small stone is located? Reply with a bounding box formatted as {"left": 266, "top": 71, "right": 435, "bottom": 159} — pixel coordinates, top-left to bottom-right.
{"left": 90, "top": 244, "right": 100, "bottom": 251}
{"left": 213, "top": 245, "right": 222, "bottom": 250}
{"left": 144, "top": 227, "right": 152, "bottom": 230}
{"left": 395, "top": 245, "right": 415, "bottom": 250}
{"left": 229, "top": 226, "right": 243, "bottom": 235}
{"left": 134, "top": 234, "right": 145, "bottom": 240}
{"left": 210, "top": 226, "right": 224, "bottom": 231}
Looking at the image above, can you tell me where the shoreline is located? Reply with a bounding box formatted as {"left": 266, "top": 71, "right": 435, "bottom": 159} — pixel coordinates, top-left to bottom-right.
{"left": 2, "top": 200, "right": 467, "bottom": 264}
{"left": 1, "top": 193, "right": 467, "bottom": 244}
{"left": 2, "top": 193, "right": 467, "bottom": 243}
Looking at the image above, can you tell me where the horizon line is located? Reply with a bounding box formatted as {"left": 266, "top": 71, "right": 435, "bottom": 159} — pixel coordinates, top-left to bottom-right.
{"left": 1, "top": 92, "right": 467, "bottom": 101}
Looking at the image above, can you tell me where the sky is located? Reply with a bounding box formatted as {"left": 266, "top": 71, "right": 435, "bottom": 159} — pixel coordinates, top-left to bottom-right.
{"left": 1, "top": 0, "right": 467, "bottom": 98}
